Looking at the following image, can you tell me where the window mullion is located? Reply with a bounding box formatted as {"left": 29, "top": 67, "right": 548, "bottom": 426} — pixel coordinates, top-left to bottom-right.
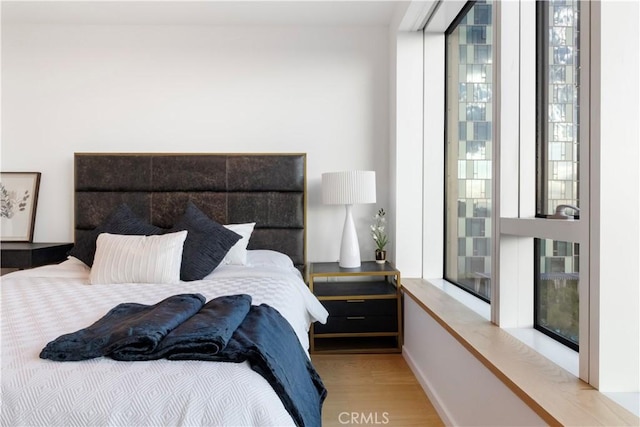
{"left": 578, "top": 0, "right": 592, "bottom": 385}
{"left": 494, "top": 0, "right": 529, "bottom": 327}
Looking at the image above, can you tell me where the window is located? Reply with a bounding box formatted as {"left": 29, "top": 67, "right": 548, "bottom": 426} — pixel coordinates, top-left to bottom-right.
{"left": 537, "top": 0, "right": 580, "bottom": 217}
{"left": 421, "top": 0, "right": 638, "bottom": 392}
{"left": 535, "top": 0, "right": 581, "bottom": 349}
{"left": 535, "top": 239, "right": 580, "bottom": 350}
{"left": 445, "top": 0, "right": 494, "bottom": 302}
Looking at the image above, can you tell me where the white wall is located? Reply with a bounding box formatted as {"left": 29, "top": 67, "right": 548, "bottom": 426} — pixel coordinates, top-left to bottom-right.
{"left": 392, "top": 31, "right": 423, "bottom": 277}
{"left": 1, "top": 23, "right": 390, "bottom": 262}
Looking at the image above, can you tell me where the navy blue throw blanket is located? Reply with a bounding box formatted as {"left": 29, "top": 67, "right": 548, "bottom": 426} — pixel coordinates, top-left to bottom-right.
{"left": 40, "top": 294, "right": 326, "bottom": 427}
{"left": 169, "top": 304, "right": 327, "bottom": 427}
{"left": 111, "top": 294, "right": 252, "bottom": 361}
{"left": 39, "top": 293, "right": 207, "bottom": 361}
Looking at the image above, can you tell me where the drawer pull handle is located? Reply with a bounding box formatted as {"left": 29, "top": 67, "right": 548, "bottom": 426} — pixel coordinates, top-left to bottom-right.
{"left": 346, "top": 299, "right": 365, "bottom": 303}
{"left": 347, "top": 316, "right": 366, "bottom": 320}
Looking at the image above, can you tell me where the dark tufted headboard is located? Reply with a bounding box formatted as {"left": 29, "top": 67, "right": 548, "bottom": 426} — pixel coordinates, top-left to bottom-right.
{"left": 74, "top": 153, "right": 306, "bottom": 271}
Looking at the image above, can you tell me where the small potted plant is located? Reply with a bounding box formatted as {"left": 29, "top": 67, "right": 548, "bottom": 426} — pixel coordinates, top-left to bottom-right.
{"left": 371, "top": 208, "right": 388, "bottom": 264}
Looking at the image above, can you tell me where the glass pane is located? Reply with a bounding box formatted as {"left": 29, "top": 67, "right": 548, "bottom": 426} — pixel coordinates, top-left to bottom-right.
{"left": 537, "top": 0, "right": 580, "bottom": 216}
{"left": 445, "top": 0, "right": 493, "bottom": 301}
{"left": 535, "top": 239, "right": 579, "bottom": 349}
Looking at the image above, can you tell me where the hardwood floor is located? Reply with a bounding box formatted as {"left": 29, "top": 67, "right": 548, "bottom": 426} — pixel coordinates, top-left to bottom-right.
{"left": 311, "top": 354, "right": 444, "bottom": 427}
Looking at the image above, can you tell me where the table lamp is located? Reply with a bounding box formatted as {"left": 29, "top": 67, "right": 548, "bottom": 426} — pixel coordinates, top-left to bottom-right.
{"left": 322, "top": 170, "right": 376, "bottom": 268}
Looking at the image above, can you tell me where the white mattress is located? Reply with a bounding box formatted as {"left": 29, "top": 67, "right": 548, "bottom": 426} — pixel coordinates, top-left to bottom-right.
{"left": 1, "top": 258, "right": 328, "bottom": 426}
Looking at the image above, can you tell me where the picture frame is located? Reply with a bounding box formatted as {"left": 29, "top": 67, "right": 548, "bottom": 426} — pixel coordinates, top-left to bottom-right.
{"left": 1, "top": 172, "right": 41, "bottom": 242}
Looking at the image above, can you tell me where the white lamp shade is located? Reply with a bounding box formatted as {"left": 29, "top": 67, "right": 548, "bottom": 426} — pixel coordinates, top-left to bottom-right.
{"left": 321, "top": 170, "right": 376, "bottom": 268}
{"left": 321, "top": 171, "right": 376, "bottom": 205}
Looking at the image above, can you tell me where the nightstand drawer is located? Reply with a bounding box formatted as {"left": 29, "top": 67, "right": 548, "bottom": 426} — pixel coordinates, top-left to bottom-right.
{"left": 321, "top": 298, "right": 397, "bottom": 317}
{"left": 315, "top": 315, "right": 397, "bottom": 334}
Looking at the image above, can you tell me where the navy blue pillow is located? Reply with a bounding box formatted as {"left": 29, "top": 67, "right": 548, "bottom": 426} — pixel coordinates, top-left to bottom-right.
{"left": 170, "top": 201, "right": 241, "bottom": 281}
{"left": 70, "top": 204, "right": 162, "bottom": 267}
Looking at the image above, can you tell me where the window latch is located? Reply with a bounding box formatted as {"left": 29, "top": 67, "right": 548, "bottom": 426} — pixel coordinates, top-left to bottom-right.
{"left": 549, "top": 204, "right": 580, "bottom": 219}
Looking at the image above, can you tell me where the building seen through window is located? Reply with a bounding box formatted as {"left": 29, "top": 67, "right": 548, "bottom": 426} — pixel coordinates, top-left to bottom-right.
{"left": 445, "top": 0, "right": 493, "bottom": 301}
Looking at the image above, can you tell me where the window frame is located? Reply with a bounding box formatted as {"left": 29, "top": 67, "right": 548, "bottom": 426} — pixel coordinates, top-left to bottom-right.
{"left": 532, "top": 0, "right": 583, "bottom": 351}
{"left": 493, "top": 0, "right": 591, "bottom": 381}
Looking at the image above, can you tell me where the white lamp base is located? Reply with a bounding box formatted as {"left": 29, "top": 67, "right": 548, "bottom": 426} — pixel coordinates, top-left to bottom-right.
{"left": 339, "top": 204, "right": 361, "bottom": 268}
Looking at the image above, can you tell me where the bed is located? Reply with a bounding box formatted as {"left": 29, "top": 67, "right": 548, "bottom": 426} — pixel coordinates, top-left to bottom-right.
{"left": 1, "top": 153, "right": 328, "bottom": 427}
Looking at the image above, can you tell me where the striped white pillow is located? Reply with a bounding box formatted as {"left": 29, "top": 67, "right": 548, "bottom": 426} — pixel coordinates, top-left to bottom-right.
{"left": 89, "top": 231, "right": 187, "bottom": 285}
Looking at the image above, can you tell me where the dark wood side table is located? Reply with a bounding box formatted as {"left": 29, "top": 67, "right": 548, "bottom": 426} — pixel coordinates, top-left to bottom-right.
{"left": 1, "top": 242, "right": 74, "bottom": 269}
{"left": 308, "top": 261, "right": 402, "bottom": 354}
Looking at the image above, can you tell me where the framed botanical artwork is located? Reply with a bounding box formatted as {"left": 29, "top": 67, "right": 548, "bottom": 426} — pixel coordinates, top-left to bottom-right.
{"left": 1, "top": 172, "right": 41, "bottom": 242}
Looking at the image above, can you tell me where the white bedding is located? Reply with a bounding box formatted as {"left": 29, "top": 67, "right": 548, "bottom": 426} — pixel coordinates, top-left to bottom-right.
{"left": 1, "top": 256, "right": 328, "bottom": 427}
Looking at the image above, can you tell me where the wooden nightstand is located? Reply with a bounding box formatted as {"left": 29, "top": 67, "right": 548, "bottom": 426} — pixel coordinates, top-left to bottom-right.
{"left": 1, "top": 242, "right": 73, "bottom": 269}
{"left": 308, "top": 261, "right": 402, "bottom": 353}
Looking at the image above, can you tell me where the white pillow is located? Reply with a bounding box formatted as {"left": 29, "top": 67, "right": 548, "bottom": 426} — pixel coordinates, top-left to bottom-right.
{"left": 222, "top": 223, "right": 256, "bottom": 265}
{"left": 246, "top": 249, "right": 294, "bottom": 270}
{"left": 89, "top": 231, "right": 187, "bottom": 285}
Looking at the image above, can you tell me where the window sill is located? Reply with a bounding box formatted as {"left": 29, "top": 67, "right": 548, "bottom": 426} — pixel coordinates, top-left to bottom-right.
{"left": 401, "top": 277, "right": 639, "bottom": 425}
{"left": 420, "top": 278, "right": 491, "bottom": 320}
{"left": 421, "top": 278, "right": 639, "bottom": 417}
{"left": 504, "top": 327, "right": 579, "bottom": 377}
{"left": 426, "top": 279, "right": 580, "bottom": 377}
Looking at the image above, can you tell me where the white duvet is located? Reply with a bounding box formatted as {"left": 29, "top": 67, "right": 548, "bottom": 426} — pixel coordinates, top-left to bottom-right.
{"left": 1, "top": 257, "right": 328, "bottom": 427}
